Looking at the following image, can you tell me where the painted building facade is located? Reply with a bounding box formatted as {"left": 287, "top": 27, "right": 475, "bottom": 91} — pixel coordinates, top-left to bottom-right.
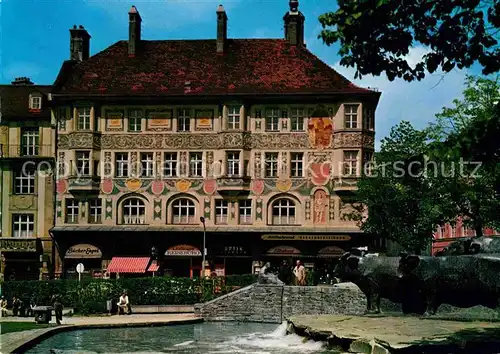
{"left": 432, "top": 217, "right": 499, "bottom": 255}
{"left": 50, "top": 2, "right": 380, "bottom": 278}
{"left": 0, "top": 78, "right": 56, "bottom": 280}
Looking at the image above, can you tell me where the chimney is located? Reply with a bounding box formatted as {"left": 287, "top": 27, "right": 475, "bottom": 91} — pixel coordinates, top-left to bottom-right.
{"left": 283, "top": 0, "right": 305, "bottom": 46}
{"left": 129, "top": 5, "right": 142, "bottom": 57}
{"left": 216, "top": 5, "right": 228, "bottom": 54}
{"left": 70, "top": 25, "right": 91, "bottom": 61}
{"left": 11, "top": 77, "right": 34, "bottom": 86}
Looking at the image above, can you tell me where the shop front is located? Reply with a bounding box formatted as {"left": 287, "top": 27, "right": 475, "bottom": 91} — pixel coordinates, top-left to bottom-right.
{"left": 0, "top": 238, "right": 42, "bottom": 281}
{"left": 264, "top": 245, "right": 302, "bottom": 269}
{"left": 212, "top": 245, "right": 252, "bottom": 276}
{"left": 64, "top": 243, "right": 103, "bottom": 280}
{"left": 164, "top": 244, "right": 204, "bottom": 278}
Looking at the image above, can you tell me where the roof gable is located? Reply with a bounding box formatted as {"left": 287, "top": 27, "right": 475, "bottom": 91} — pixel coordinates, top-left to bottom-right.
{"left": 0, "top": 85, "right": 51, "bottom": 119}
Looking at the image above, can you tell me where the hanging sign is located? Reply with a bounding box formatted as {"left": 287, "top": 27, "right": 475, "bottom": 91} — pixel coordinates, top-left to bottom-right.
{"left": 266, "top": 246, "right": 301, "bottom": 255}
{"left": 165, "top": 244, "right": 202, "bottom": 256}
{"left": 65, "top": 244, "right": 102, "bottom": 259}
{"left": 317, "top": 246, "right": 345, "bottom": 258}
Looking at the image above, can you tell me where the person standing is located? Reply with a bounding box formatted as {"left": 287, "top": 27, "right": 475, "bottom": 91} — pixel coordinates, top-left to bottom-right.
{"left": 52, "top": 294, "right": 63, "bottom": 325}
{"left": 293, "top": 260, "right": 306, "bottom": 286}
{"left": 279, "top": 260, "right": 291, "bottom": 285}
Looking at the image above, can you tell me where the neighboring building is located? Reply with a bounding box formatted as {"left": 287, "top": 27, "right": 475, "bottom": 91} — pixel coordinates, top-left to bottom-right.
{"left": 0, "top": 77, "right": 56, "bottom": 280}
{"left": 50, "top": 2, "right": 380, "bottom": 278}
{"left": 432, "top": 217, "right": 499, "bottom": 255}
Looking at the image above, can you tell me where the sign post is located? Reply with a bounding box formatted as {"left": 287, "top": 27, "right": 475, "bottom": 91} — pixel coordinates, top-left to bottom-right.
{"left": 76, "top": 263, "right": 84, "bottom": 283}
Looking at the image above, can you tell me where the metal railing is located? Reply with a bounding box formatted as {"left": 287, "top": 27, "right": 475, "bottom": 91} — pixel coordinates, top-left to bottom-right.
{"left": 0, "top": 144, "right": 53, "bottom": 158}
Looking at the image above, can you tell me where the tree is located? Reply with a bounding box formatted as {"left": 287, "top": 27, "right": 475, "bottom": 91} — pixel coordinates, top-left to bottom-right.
{"left": 426, "top": 75, "right": 500, "bottom": 235}
{"left": 319, "top": 0, "right": 500, "bottom": 82}
{"left": 351, "top": 121, "right": 448, "bottom": 254}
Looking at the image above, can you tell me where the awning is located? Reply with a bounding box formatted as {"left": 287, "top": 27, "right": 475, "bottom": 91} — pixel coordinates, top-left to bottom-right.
{"left": 147, "top": 261, "right": 159, "bottom": 272}
{"left": 107, "top": 257, "right": 150, "bottom": 273}
{"left": 266, "top": 245, "right": 301, "bottom": 256}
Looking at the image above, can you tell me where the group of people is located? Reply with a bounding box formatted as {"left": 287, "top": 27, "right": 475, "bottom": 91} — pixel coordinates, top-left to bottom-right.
{"left": 0, "top": 296, "right": 36, "bottom": 317}
{"left": 278, "top": 260, "right": 307, "bottom": 286}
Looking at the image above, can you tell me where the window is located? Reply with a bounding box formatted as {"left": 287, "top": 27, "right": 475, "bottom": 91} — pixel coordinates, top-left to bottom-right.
{"left": 14, "top": 167, "right": 35, "bottom": 194}
{"left": 30, "top": 96, "right": 41, "bottom": 110}
{"left": 189, "top": 152, "right": 203, "bottom": 177}
{"left": 364, "top": 108, "right": 374, "bottom": 130}
{"left": 75, "top": 151, "right": 91, "bottom": 176}
{"left": 265, "top": 153, "right": 279, "bottom": 177}
{"left": 78, "top": 107, "right": 91, "bottom": 130}
{"left": 290, "top": 108, "right": 305, "bottom": 131}
{"left": 12, "top": 214, "right": 34, "bottom": 237}
{"left": 265, "top": 108, "right": 280, "bottom": 131}
{"left": 21, "top": 128, "right": 39, "bottom": 156}
{"left": 164, "top": 152, "right": 178, "bottom": 177}
{"left": 451, "top": 226, "right": 456, "bottom": 238}
{"left": 115, "top": 153, "right": 129, "bottom": 178}
{"left": 65, "top": 199, "right": 79, "bottom": 224}
{"left": 123, "top": 198, "right": 146, "bottom": 224}
{"left": 290, "top": 152, "right": 304, "bottom": 178}
{"left": 128, "top": 109, "right": 142, "bottom": 132}
{"left": 215, "top": 200, "right": 229, "bottom": 224}
{"left": 226, "top": 151, "right": 240, "bottom": 176}
{"left": 140, "top": 152, "right": 155, "bottom": 177}
{"left": 178, "top": 109, "right": 191, "bottom": 132}
{"left": 227, "top": 106, "right": 241, "bottom": 130}
{"left": 57, "top": 107, "right": 67, "bottom": 131}
{"left": 344, "top": 105, "right": 358, "bottom": 129}
{"left": 363, "top": 151, "right": 374, "bottom": 175}
{"left": 439, "top": 225, "right": 446, "bottom": 238}
{"left": 57, "top": 154, "right": 66, "bottom": 178}
{"left": 239, "top": 200, "right": 252, "bottom": 224}
{"left": 343, "top": 151, "right": 358, "bottom": 175}
{"left": 172, "top": 198, "right": 196, "bottom": 224}
{"left": 272, "top": 199, "right": 296, "bottom": 225}
{"left": 89, "top": 199, "right": 102, "bottom": 224}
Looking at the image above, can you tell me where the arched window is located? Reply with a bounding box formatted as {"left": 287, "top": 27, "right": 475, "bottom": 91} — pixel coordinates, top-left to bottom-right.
{"left": 172, "top": 198, "right": 196, "bottom": 224}
{"left": 272, "top": 199, "right": 296, "bottom": 225}
{"left": 123, "top": 198, "right": 146, "bottom": 224}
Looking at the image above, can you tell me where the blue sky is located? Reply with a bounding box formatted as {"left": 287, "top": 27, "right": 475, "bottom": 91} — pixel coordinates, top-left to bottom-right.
{"left": 0, "top": 0, "right": 484, "bottom": 147}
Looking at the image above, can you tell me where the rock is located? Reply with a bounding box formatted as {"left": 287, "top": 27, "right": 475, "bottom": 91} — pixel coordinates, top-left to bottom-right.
{"left": 372, "top": 343, "right": 390, "bottom": 354}
{"left": 349, "top": 339, "right": 372, "bottom": 353}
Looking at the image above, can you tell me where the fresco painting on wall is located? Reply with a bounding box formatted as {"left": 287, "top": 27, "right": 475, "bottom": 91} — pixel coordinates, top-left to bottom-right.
{"left": 308, "top": 117, "right": 333, "bottom": 150}
{"left": 313, "top": 189, "right": 328, "bottom": 224}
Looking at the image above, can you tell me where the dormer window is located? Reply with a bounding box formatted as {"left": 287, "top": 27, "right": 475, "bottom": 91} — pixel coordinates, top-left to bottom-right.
{"left": 29, "top": 93, "right": 42, "bottom": 111}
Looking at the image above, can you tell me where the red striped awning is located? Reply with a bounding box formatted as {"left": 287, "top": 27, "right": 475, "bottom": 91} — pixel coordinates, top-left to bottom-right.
{"left": 148, "top": 261, "right": 159, "bottom": 272}
{"left": 107, "top": 257, "right": 150, "bottom": 273}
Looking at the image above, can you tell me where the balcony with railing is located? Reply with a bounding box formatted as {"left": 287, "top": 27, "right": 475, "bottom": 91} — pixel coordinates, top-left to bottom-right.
{"left": 0, "top": 144, "right": 53, "bottom": 158}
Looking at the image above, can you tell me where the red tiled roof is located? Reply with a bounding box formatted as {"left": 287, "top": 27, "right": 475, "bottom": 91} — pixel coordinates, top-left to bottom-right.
{"left": 107, "top": 257, "right": 150, "bottom": 273}
{"left": 53, "top": 39, "right": 378, "bottom": 97}
{"left": 0, "top": 85, "right": 52, "bottom": 119}
{"left": 147, "top": 261, "right": 159, "bottom": 272}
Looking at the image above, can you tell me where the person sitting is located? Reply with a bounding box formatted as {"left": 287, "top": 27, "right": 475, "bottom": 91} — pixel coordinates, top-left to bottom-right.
{"left": 12, "top": 296, "right": 20, "bottom": 316}
{"left": 117, "top": 291, "right": 131, "bottom": 315}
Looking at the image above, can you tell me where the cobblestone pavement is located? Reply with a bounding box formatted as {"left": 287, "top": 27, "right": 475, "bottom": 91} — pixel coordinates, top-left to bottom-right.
{"left": 0, "top": 314, "right": 200, "bottom": 353}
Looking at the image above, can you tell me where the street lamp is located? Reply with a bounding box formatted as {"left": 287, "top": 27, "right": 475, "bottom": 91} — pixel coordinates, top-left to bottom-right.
{"left": 200, "top": 216, "right": 206, "bottom": 278}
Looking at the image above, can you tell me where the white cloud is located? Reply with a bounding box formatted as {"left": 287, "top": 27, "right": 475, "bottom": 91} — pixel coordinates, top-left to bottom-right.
{"left": 331, "top": 46, "right": 469, "bottom": 150}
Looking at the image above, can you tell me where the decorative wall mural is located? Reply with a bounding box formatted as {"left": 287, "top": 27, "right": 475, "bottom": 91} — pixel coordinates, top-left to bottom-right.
{"left": 147, "top": 109, "right": 172, "bottom": 131}
{"left": 105, "top": 111, "right": 124, "bottom": 131}
{"left": 305, "top": 199, "right": 311, "bottom": 220}
{"left": 310, "top": 163, "right": 330, "bottom": 186}
{"left": 151, "top": 180, "right": 165, "bottom": 195}
{"left": 126, "top": 178, "right": 142, "bottom": 192}
{"left": 308, "top": 117, "right": 333, "bottom": 150}
{"left": 56, "top": 179, "right": 68, "bottom": 194}
{"left": 153, "top": 199, "right": 162, "bottom": 220}
{"left": 276, "top": 178, "right": 292, "bottom": 192}
{"left": 313, "top": 189, "right": 329, "bottom": 224}
{"left": 105, "top": 199, "right": 113, "bottom": 220}
{"left": 329, "top": 196, "right": 336, "bottom": 220}
{"left": 255, "top": 198, "right": 263, "bottom": 221}
{"left": 251, "top": 179, "right": 265, "bottom": 196}
{"left": 204, "top": 198, "right": 211, "bottom": 220}
{"left": 56, "top": 200, "right": 62, "bottom": 218}
{"left": 176, "top": 179, "right": 192, "bottom": 193}
{"left": 203, "top": 179, "right": 217, "bottom": 195}
{"left": 101, "top": 178, "right": 114, "bottom": 194}
{"left": 195, "top": 109, "right": 214, "bottom": 131}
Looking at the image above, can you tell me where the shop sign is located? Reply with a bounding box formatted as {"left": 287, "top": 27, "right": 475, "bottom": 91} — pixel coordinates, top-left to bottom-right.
{"left": 165, "top": 244, "right": 202, "bottom": 256}
{"left": 266, "top": 246, "right": 301, "bottom": 255}
{"left": 65, "top": 244, "right": 102, "bottom": 259}
{"left": 261, "top": 234, "right": 351, "bottom": 242}
{"left": 0, "top": 239, "right": 37, "bottom": 252}
{"left": 317, "top": 246, "right": 345, "bottom": 257}
{"left": 223, "top": 246, "right": 247, "bottom": 256}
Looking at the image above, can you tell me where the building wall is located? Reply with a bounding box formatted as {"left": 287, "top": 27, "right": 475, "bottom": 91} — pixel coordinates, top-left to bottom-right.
{"left": 54, "top": 101, "right": 375, "bottom": 232}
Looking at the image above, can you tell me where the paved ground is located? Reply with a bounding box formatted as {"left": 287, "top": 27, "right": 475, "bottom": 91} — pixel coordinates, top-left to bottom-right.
{"left": 289, "top": 314, "right": 500, "bottom": 351}
{"left": 0, "top": 314, "right": 200, "bottom": 353}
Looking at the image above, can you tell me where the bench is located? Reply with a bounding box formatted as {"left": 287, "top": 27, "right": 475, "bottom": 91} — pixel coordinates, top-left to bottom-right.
{"left": 130, "top": 305, "right": 194, "bottom": 314}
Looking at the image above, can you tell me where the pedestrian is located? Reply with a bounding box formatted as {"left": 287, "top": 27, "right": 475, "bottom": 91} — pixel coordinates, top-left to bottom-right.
{"left": 117, "top": 290, "right": 132, "bottom": 315}
{"left": 0, "top": 297, "right": 8, "bottom": 317}
{"left": 293, "top": 260, "right": 306, "bottom": 286}
{"left": 279, "top": 260, "right": 291, "bottom": 285}
{"left": 12, "top": 296, "right": 20, "bottom": 316}
{"left": 52, "top": 294, "right": 63, "bottom": 325}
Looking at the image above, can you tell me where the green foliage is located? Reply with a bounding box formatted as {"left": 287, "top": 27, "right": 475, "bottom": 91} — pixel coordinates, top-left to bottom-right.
{"left": 1, "top": 275, "right": 257, "bottom": 314}
{"left": 319, "top": 1, "right": 500, "bottom": 81}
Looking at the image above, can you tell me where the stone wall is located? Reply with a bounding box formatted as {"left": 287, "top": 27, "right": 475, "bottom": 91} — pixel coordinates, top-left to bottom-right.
{"left": 194, "top": 282, "right": 367, "bottom": 323}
